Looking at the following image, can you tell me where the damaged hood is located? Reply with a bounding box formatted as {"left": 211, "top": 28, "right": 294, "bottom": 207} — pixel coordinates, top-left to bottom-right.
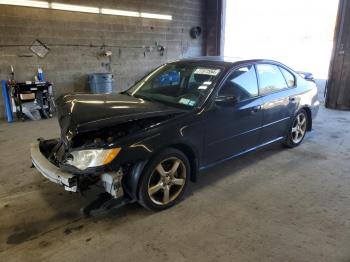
{"left": 56, "top": 93, "right": 185, "bottom": 143}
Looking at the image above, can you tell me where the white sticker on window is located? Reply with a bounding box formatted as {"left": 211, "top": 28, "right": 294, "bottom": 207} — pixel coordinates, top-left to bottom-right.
{"left": 198, "top": 85, "right": 208, "bottom": 90}
{"left": 203, "top": 81, "right": 212, "bottom": 85}
{"left": 179, "top": 98, "right": 190, "bottom": 105}
{"left": 194, "top": 68, "right": 221, "bottom": 76}
{"left": 179, "top": 98, "right": 195, "bottom": 106}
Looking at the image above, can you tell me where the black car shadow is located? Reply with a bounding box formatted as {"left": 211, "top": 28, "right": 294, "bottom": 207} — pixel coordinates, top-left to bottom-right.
{"left": 3, "top": 143, "right": 284, "bottom": 248}
{"left": 82, "top": 143, "right": 284, "bottom": 220}
{"left": 188, "top": 143, "right": 284, "bottom": 196}
{"left": 107, "top": 143, "right": 285, "bottom": 219}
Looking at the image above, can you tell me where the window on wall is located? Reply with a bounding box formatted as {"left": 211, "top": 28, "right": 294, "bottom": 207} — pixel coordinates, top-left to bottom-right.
{"left": 256, "top": 64, "right": 288, "bottom": 95}
{"left": 219, "top": 65, "right": 258, "bottom": 101}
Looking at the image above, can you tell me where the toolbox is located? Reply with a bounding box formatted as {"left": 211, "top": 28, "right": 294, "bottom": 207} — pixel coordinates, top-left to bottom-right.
{"left": 11, "top": 81, "right": 55, "bottom": 120}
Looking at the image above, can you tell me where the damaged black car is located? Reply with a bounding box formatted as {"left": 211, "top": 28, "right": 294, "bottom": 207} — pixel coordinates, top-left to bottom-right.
{"left": 31, "top": 57, "right": 319, "bottom": 212}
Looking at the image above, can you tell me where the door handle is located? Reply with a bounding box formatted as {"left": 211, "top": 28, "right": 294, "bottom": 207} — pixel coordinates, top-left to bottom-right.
{"left": 251, "top": 105, "right": 261, "bottom": 113}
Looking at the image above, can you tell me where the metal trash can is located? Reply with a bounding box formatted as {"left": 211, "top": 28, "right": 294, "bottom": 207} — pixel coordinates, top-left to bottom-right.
{"left": 88, "top": 73, "right": 114, "bottom": 94}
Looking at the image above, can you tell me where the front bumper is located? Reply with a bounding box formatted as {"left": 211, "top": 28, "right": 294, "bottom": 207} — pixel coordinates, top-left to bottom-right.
{"left": 31, "top": 141, "right": 125, "bottom": 198}
{"left": 30, "top": 142, "right": 78, "bottom": 192}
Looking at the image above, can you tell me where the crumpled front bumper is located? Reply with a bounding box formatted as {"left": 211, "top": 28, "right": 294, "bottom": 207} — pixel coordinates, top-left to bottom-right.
{"left": 30, "top": 141, "right": 125, "bottom": 198}
{"left": 30, "top": 142, "right": 78, "bottom": 192}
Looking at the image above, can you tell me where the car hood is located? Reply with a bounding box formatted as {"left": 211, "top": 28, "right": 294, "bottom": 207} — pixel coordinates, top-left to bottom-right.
{"left": 56, "top": 93, "right": 185, "bottom": 144}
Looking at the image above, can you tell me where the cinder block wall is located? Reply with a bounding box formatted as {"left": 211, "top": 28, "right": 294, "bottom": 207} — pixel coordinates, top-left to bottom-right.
{"left": 0, "top": 0, "right": 210, "bottom": 119}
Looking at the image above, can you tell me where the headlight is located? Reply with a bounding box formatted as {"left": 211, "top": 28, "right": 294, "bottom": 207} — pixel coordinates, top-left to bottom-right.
{"left": 66, "top": 148, "right": 121, "bottom": 170}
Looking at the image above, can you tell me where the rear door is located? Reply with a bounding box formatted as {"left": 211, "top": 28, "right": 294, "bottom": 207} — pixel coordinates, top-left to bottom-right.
{"left": 256, "top": 63, "right": 298, "bottom": 144}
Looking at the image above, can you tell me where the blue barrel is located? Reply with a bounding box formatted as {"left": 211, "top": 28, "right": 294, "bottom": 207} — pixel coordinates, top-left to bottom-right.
{"left": 88, "top": 73, "right": 114, "bottom": 94}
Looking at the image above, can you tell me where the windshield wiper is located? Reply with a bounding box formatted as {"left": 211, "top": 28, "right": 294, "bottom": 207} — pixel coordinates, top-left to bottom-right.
{"left": 133, "top": 94, "right": 157, "bottom": 103}
{"left": 120, "top": 91, "right": 131, "bottom": 96}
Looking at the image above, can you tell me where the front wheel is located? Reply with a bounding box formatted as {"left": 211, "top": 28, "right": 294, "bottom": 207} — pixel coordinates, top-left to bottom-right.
{"left": 138, "top": 148, "right": 190, "bottom": 211}
{"left": 284, "top": 109, "right": 308, "bottom": 148}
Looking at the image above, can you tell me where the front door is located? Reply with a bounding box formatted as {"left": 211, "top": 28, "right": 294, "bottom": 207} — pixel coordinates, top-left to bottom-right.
{"left": 204, "top": 65, "right": 263, "bottom": 166}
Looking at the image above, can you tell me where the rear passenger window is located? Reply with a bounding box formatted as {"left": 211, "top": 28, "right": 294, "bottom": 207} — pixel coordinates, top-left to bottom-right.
{"left": 279, "top": 67, "right": 296, "bottom": 87}
{"left": 256, "top": 64, "right": 288, "bottom": 95}
{"left": 219, "top": 65, "right": 258, "bottom": 101}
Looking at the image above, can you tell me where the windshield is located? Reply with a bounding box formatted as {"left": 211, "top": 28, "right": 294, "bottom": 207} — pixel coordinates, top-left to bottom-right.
{"left": 126, "top": 64, "right": 222, "bottom": 109}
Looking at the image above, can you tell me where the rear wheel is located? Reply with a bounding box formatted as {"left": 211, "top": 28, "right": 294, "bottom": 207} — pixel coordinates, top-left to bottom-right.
{"left": 284, "top": 109, "right": 308, "bottom": 147}
{"left": 138, "top": 148, "right": 190, "bottom": 211}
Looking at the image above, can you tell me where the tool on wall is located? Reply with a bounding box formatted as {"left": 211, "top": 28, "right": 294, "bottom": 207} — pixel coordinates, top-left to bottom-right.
{"left": 99, "top": 46, "right": 113, "bottom": 72}
{"left": 10, "top": 65, "right": 15, "bottom": 82}
{"left": 143, "top": 45, "right": 154, "bottom": 57}
{"left": 143, "top": 42, "right": 166, "bottom": 57}
{"left": 156, "top": 43, "right": 165, "bottom": 56}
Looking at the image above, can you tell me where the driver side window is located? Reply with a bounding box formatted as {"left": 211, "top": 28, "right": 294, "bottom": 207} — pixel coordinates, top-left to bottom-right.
{"left": 219, "top": 65, "right": 259, "bottom": 101}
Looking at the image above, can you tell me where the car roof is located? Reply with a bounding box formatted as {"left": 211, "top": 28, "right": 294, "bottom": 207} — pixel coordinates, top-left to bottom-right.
{"left": 171, "top": 56, "right": 286, "bottom": 69}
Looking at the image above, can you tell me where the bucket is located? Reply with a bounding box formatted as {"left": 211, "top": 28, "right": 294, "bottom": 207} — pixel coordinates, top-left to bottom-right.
{"left": 88, "top": 73, "right": 114, "bottom": 94}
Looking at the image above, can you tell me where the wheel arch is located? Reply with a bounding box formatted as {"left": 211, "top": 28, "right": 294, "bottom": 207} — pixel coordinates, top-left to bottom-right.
{"left": 170, "top": 143, "right": 198, "bottom": 183}
{"left": 123, "top": 143, "right": 199, "bottom": 201}
{"left": 300, "top": 106, "right": 312, "bottom": 131}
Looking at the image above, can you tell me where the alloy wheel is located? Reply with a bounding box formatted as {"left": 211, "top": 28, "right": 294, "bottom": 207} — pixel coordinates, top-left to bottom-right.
{"left": 147, "top": 157, "right": 186, "bottom": 205}
{"left": 291, "top": 112, "right": 307, "bottom": 144}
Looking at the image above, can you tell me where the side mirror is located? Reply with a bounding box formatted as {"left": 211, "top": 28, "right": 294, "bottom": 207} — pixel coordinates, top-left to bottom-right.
{"left": 215, "top": 95, "right": 238, "bottom": 106}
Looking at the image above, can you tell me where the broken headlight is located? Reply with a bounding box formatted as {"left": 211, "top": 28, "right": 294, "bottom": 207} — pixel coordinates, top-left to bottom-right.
{"left": 65, "top": 148, "right": 121, "bottom": 170}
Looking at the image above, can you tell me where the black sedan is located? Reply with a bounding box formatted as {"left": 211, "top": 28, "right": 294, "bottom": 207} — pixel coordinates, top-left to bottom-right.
{"left": 31, "top": 57, "right": 319, "bottom": 212}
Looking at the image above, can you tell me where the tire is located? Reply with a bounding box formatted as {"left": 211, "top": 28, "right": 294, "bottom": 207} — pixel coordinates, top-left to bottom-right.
{"left": 284, "top": 109, "right": 308, "bottom": 148}
{"left": 138, "top": 148, "right": 190, "bottom": 211}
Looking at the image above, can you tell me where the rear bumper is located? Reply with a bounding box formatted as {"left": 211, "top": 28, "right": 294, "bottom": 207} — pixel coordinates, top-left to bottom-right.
{"left": 311, "top": 100, "right": 320, "bottom": 120}
{"left": 30, "top": 142, "right": 78, "bottom": 192}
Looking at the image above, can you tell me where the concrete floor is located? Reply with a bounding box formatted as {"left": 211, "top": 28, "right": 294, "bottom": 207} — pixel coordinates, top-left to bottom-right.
{"left": 0, "top": 101, "right": 350, "bottom": 261}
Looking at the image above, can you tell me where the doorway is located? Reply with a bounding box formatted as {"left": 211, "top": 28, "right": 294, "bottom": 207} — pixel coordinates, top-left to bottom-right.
{"left": 224, "top": 0, "right": 339, "bottom": 79}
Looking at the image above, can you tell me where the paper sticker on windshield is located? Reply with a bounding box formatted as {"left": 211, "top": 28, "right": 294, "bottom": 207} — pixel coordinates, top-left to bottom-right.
{"left": 198, "top": 85, "right": 208, "bottom": 90}
{"left": 179, "top": 98, "right": 190, "bottom": 105}
{"left": 179, "top": 98, "right": 195, "bottom": 106}
{"left": 194, "top": 68, "right": 221, "bottom": 76}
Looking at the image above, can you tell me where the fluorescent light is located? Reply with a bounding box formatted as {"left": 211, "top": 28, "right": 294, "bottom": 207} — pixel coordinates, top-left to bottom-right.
{"left": 140, "top": 12, "right": 172, "bottom": 20}
{"left": 0, "top": 0, "right": 49, "bottom": 8}
{"left": 101, "top": 8, "right": 140, "bottom": 17}
{"left": 0, "top": 1, "right": 173, "bottom": 20}
{"left": 51, "top": 3, "right": 99, "bottom": 14}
